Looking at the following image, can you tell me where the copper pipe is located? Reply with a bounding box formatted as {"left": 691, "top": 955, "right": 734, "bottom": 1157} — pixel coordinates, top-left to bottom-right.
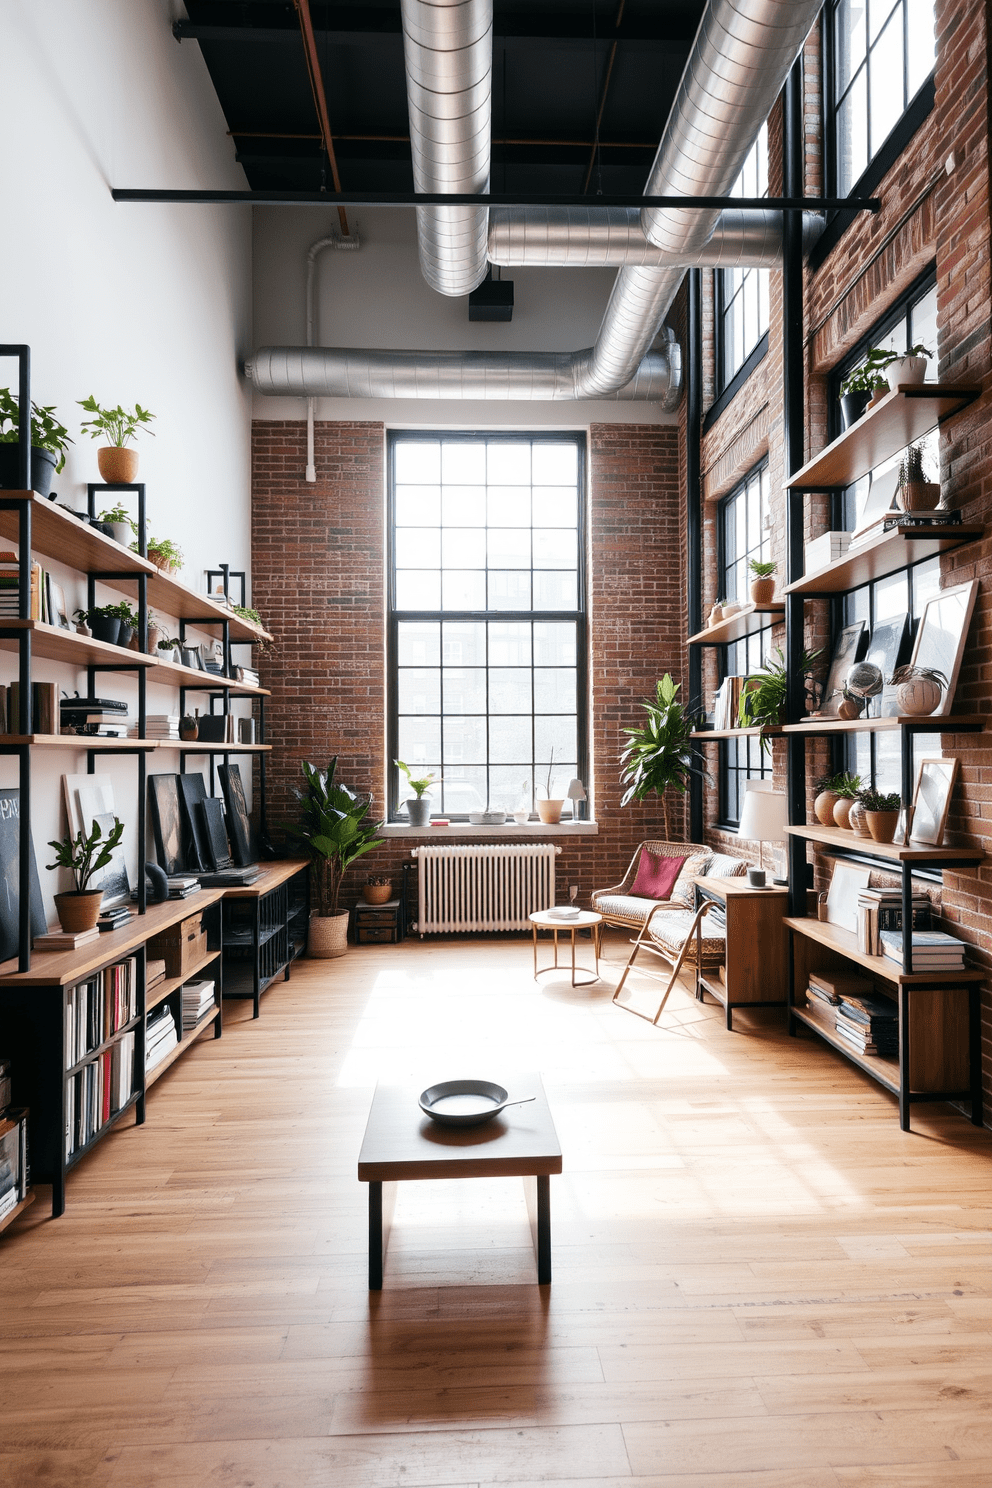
{"left": 227, "top": 130, "right": 657, "bottom": 148}
{"left": 583, "top": 0, "right": 626, "bottom": 194}
{"left": 292, "top": 0, "right": 349, "bottom": 234}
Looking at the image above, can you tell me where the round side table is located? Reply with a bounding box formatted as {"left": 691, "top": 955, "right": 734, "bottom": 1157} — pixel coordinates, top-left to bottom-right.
{"left": 529, "top": 909, "right": 603, "bottom": 988}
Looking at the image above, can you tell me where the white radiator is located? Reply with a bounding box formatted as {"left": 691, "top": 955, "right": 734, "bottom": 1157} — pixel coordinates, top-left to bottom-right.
{"left": 411, "top": 844, "right": 561, "bottom": 933}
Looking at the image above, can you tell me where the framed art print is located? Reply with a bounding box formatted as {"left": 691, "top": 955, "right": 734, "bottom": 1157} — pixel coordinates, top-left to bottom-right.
{"left": 908, "top": 580, "right": 978, "bottom": 716}
{"left": 910, "top": 757, "right": 959, "bottom": 846}
{"left": 821, "top": 620, "right": 867, "bottom": 717}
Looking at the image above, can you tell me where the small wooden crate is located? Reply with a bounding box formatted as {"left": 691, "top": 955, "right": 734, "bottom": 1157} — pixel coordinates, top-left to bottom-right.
{"left": 147, "top": 912, "right": 207, "bottom": 977}
{"left": 353, "top": 899, "right": 404, "bottom": 945}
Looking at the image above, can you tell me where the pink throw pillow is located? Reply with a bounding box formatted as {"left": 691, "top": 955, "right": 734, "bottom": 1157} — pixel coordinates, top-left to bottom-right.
{"left": 629, "top": 849, "right": 688, "bottom": 901}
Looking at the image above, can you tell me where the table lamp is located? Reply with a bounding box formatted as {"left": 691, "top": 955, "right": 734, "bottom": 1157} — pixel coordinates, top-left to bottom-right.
{"left": 736, "top": 780, "right": 789, "bottom": 883}
{"left": 566, "top": 778, "right": 586, "bottom": 820}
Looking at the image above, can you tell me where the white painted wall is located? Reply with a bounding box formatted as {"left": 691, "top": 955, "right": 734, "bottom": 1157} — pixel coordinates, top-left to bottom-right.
{"left": 251, "top": 208, "right": 678, "bottom": 431}
{"left": 1, "top": 0, "right": 253, "bottom": 921}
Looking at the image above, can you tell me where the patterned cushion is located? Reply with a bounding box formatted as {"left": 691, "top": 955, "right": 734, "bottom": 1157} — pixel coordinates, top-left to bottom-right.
{"left": 647, "top": 909, "right": 726, "bottom": 965}
{"left": 591, "top": 893, "right": 682, "bottom": 927}
{"left": 706, "top": 853, "right": 748, "bottom": 879}
{"left": 670, "top": 853, "right": 713, "bottom": 906}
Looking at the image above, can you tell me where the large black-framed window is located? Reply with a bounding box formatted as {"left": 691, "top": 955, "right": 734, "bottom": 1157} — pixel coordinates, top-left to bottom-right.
{"left": 717, "top": 462, "right": 773, "bottom": 827}
{"left": 715, "top": 124, "right": 770, "bottom": 395}
{"left": 827, "top": 0, "right": 935, "bottom": 198}
{"left": 387, "top": 432, "right": 588, "bottom": 822}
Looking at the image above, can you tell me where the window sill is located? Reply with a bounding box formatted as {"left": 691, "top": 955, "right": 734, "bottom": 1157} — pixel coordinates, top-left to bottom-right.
{"left": 381, "top": 821, "right": 599, "bottom": 838}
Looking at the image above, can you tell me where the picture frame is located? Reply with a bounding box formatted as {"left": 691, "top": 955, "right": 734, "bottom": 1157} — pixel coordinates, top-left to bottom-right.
{"left": 821, "top": 620, "right": 867, "bottom": 718}
{"left": 864, "top": 612, "right": 910, "bottom": 717}
{"left": 49, "top": 580, "right": 70, "bottom": 631}
{"left": 910, "top": 756, "right": 959, "bottom": 846}
{"left": 852, "top": 467, "right": 900, "bottom": 540}
{"left": 825, "top": 862, "right": 872, "bottom": 934}
{"left": 908, "top": 580, "right": 979, "bottom": 716}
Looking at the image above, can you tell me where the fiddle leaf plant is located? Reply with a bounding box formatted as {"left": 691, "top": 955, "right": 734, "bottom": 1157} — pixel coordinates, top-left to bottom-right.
{"left": 283, "top": 757, "right": 384, "bottom": 917}
{"left": 46, "top": 816, "right": 124, "bottom": 894}
{"left": 619, "top": 673, "right": 707, "bottom": 840}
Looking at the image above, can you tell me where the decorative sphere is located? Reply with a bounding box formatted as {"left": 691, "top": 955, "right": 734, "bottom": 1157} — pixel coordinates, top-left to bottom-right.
{"left": 846, "top": 661, "right": 884, "bottom": 699}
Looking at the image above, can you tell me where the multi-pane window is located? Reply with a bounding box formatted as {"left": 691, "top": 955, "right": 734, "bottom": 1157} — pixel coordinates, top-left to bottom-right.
{"left": 717, "top": 125, "right": 770, "bottom": 390}
{"left": 389, "top": 434, "right": 585, "bottom": 821}
{"left": 717, "top": 463, "right": 772, "bottom": 826}
{"left": 830, "top": 0, "right": 935, "bottom": 196}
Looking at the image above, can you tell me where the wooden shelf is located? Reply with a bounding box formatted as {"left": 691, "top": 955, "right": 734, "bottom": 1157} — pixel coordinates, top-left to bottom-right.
{"left": 786, "top": 384, "right": 981, "bottom": 491}
{"left": 784, "top": 522, "right": 984, "bottom": 595}
{"left": 0, "top": 734, "right": 155, "bottom": 751}
{"left": 786, "top": 821, "right": 985, "bottom": 865}
{"left": 693, "top": 726, "right": 782, "bottom": 741}
{"left": 792, "top": 1001, "right": 900, "bottom": 1093}
{"left": 167, "top": 741, "right": 272, "bottom": 754}
{"left": 784, "top": 914, "right": 984, "bottom": 984}
{"left": 0, "top": 1189, "right": 35, "bottom": 1235}
{"left": 146, "top": 947, "right": 222, "bottom": 1014}
{"left": 145, "top": 1005, "right": 220, "bottom": 1087}
{"left": 143, "top": 653, "right": 270, "bottom": 695}
{"left": 219, "top": 860, "right": 309, "bottom": 899}
{"left": 687, "top": 602, "right": 785, "bottom": 647}
{"left": 0, "top": 620, "right": 154, "bottom": 671}
{"left": 783, "top": 712, "right": 986, "bottom": 735}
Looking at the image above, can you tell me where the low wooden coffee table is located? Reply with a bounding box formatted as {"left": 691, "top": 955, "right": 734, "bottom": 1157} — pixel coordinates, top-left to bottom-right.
{"left": 357, "top": 1074, "right": 562, "bottom": 1289}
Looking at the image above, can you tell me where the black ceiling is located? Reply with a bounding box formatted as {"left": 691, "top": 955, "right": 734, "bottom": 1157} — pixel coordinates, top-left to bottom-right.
{"left": 177, "top": 1, "right": 705, "bottom": 196}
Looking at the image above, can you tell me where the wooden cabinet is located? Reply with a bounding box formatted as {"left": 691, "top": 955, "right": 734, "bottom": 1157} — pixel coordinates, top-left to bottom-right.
{"left": 693, "top": 876, "right": 789, "bottom": 1029}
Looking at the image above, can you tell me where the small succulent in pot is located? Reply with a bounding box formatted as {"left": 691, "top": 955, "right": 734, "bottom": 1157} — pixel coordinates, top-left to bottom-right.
{"left": 748, "top": 558, "right": 777, "bottom": 604}
{"left": 829, "top": 772, "right": 863, "bottom": 829}
{"left": 890, "top": 663, "right": 948, "bottom": 717}
{"left": 813, "top": 771, "right": 851, "bottom": 826}
{"left": 363, "top": 872, "right": 394, "bottom": 905}
{"left": 858, "top": 787, "right": 903, "bottom": 844}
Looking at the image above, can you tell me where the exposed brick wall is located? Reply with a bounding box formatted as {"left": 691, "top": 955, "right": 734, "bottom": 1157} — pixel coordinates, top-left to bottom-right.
{"left": 251, "top": 419, "right": 686, "bottom": 916}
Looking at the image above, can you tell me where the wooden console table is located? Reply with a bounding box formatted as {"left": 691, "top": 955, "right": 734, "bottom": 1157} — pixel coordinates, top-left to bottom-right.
{"left": 693, "top": 875, "right": 789, "bottom": 1029}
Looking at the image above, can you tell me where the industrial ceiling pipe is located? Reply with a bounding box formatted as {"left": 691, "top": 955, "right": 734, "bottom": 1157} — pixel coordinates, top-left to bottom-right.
{"left": 487, "top": 206, "right": 783, "bottom": 269}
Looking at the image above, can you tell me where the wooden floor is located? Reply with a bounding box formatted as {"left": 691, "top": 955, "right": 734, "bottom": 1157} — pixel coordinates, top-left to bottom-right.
{"left": 3, "top": 930, "right": 992, "bottom": 1488}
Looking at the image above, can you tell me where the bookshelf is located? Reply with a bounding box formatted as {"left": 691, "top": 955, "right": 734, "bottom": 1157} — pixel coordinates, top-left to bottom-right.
{"left": 219, "top": 861, "right": 309, "bottom": 1017}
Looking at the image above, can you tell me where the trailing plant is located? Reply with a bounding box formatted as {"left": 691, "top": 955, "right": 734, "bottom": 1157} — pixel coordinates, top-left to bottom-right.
{"left": 737, "top": 647, "right": 822, "bottom": 748}
{"left": 619, "top": 673, "right": 707, "bottom": 839}
{"left": 395, "top": 760, "right": 440, "bottom": 798}
{"left": 283, "top": 757, "right": 383, "bottom": 917}
{"left": 0, "top": 388, "right": 73, "bottom": 472}
{"left": 748, "top": 558, "right": 777, "bottom": 578}
{"left": 46, "top": 816, "right": 124, "bottom": 893}
{"left": 858, "top": 787, "right": 901, "bottom": 813}
{"left": 78, "top": 395, "right": 156, "bottom": 447}
{"left": 839, "top": 348, "right": 892, "bottom": 396}
{"left": 145, "top": 536, "right": 183, "bottom": 568}
{"left": 889, "top": 663, "right": 948, "bottom": 688}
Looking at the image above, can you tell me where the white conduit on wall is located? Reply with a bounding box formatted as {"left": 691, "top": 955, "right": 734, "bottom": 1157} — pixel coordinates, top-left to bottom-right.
{"left": 304, "top": 231, "right": 361, "bottom": 483}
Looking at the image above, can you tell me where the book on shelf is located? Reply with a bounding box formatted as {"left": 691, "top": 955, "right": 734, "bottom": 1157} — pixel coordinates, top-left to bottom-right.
{"left": 808, "top": 970, "right": 873, "bottom": 1003}
{"left": 8, "top": 681, "right": 58, "bottom": 735}
{"left": 836, "top": 990, "right": 899, "bottom": 1025}
{"left": 146, "top": 1006, "right": 179, "bottom": 1071}
{"left": 0, "top": 1107, "right": 30, "bottom": 1215}
{"left": 181, "top": 978, "right": 216, "bottom": 1029}
{"left": 880, "top": 928, "right": 967, "bottom": 967}
{"left": 882, "top": 510, "right": 962, "bottom": 530}
{"left": 833, "top": 1021, "right": 891, "bottom": 1057}
{"left": 712, "top": 675, "right": 746, "bottom": 731}
{"left": 33, "top": 926, "right": 101, "bottom": 951}
{"left": 147, "top": 957, "right": 167, "bottom": 992}
{"left": 856, "top": 890, "right": 931, "bottom": 956}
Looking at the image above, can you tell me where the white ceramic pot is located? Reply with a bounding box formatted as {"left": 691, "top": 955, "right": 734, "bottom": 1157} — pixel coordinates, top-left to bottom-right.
{"left": 307, "top": 911, "right": 349, "bottom": 958}
{"left": 536, "top": 798, "right": 564, "bottom": 824}
{"left": 108, "top": 521, "right": 132, "bottom": 546}
{"left": 885, "top": 355, "right": 928, "bottom": 392}
{"left": 896, "top": 676, "right": 943, "bottom": 715}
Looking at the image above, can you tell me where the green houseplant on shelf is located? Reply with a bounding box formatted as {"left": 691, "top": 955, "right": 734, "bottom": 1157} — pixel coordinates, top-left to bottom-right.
{"left": 0, "top": 388, "right": 73, "bottom": 498}
{"left": 78, "top": 395, "right": 155, "bottom": 484}
{"left": 748, "top": 558, "right": 777, "bottom": 604}
{"left": 737, "top": 647, "right": 822, "bottom": 751}
{"left": 46, "top": 816, "right": 124, "bottom": 933}
{"left": 96, "top": 501, "right": 138, "bottom": 547}
{"left": 283, "top": 757, "right": 384, "bottom": 958}
{"left": 620, "top": 673, "right": 705, "bottom": 840}
{"left": 858, "top": 787, "right": 902, "bottom": 844}
{"left": 839, "top": 348, "right": 892, "bottom": 428}
{"left": 395, "top": 759, "right": 440, "bottom": 827}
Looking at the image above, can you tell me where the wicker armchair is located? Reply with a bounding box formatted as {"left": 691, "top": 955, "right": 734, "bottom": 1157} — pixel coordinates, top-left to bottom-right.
{"left": 591, "top": 840, "right": 711, "bottom": 932}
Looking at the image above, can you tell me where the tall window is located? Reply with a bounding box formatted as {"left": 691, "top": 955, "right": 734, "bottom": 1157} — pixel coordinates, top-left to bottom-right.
{"left": 830, "top": 0, "right": 935, "bottom": 196}
{"left": 388, "top": 433, "right": 586, "bottom": 821}
{"left": 716, "top": 125, "right": 770, "bottom": 392}
{"left": 718, "top": 463, "right": 772, "bottom": 825}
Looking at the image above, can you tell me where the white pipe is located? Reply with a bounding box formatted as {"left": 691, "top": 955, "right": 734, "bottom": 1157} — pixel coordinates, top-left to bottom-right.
{"left": 304, "top": 230, "right": 361, "bottom": 482}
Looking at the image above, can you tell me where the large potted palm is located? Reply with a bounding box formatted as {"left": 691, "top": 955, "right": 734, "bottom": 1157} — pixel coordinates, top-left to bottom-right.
{"left": 284, "top": 757, "right": 384, "bottom": 958}
{"left": 619, "top": 674, "right": 705, "bottom": 839}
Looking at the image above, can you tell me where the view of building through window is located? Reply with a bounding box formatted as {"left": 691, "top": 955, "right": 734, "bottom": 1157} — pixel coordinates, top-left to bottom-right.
{"left": 718, "top": 124, "right": 770, "bottom": 389}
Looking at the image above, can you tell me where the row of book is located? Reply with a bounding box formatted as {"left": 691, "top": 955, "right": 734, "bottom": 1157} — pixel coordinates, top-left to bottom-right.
{"left": 64, "top": 958, "right": 138, "bottom": 1070}
{"left": 805, "top": 970, "right": 899, "bottom": 1056}
{"left": 65, "top": 1034, "right": 135, "bottom": 1157}
{"left": 0, "top": 554, "right": 70, "bottom": 626}
{"left": 856, "top": 885, "right": 932, "bottom": 956}
{"left": 146, "top": 1005, "right": 179, "bottom": 1072}
{"left": 712, "top": 675, "right": 746, "bottom": 731}
{"left": 5, "top": 681, "right": 59, "bottom": 735}
{"left": 0, "top": 1107, "right": 30, "bottom": 1221}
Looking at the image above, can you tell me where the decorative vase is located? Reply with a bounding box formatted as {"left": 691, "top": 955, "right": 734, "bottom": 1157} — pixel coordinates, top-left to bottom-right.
{"left": 899, "top": 481, "right": 941, "bottom": 512}
{"left": 0, "top": 444, "right": 57, "bottom": 498}
{"left": 89, "top": 615, "right": 121, "bottom": 646}
{"left": 406, "top": 797, "right": 432, "bottom": 827}
{"left": 896, "top": 677, "right": 943, "bottom": 715}
{"left": 54, "top": 889, "right": 104, "bottom": 933}
{"left": 180, "top": 714, "right": 198, "bottom": 741}
{"left": 107, "top": 521, "right": 132, "bottom": 546}
{"left": 885, "top": 355, "right": 928, "bottom": 392}
{"left": 307, "top": 911, "right": 350, "bottom": 958}
{"left": 362, "top": 883, "right": 393, "bottom": 905}
{"left": 814, "top": 789, "right": 840, "bottom": 826}
{"left": 97, "top": 446, "right": 139, "bottom": 484}
{"left": 866, "top": 809, "right": 900, "bottom": 844}
{"left": 536, "top": 798, "right": 564, "bottom": 824}
{"left": 833, "top": 796, "right": 855, "bottom": 829}
{"left": 750, "top": 577, "right": 775, "bottom": 605}
{"left": 838, "top": 696, "right": 863, "bottom": 720}
{"left": 848, "top": 799, "right": 870, "bottom": 837}
{"left": 840, "top": 391, "right": 871, "bottom": 429}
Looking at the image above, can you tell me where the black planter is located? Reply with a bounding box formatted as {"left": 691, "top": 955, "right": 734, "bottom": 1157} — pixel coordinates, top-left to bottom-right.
{"left": 89, "top": 615, "right": 121, "bottom": 646}
{"left": 839, "top": 391, "right": 871, "bottom": 430}
{"left": 117, "top": 623, "right": 134, "bottom": 648}
{"left": 0, "top": 444, "right": 57, "bottom": 497}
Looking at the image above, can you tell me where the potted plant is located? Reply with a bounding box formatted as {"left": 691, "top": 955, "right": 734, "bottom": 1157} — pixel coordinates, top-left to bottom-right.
{"left": 157, "top": 636, "right": 182, "bottom": 664}
{"left": 0, "top": 389, "right": 73, "bottom": 498}
{"left": 145, "top": 611, "right": 163, "bottom": 654}
{"left": 839, "top": 349, "right": 891, "bottom": 428}
{"left": 395, "top": 760, "right": 439, "bottom": 827}
{"left": 535, "top": 748, "right": 564, "bottom": 824}
{"left": 830, "top": 772, "right": 863, "bottom": 829}
{"left": 890, "top": 663, "right": 948, "bottom": 716}
{"left": 749, "top": 558, "right": 777, "bottom": 604}
{"left": 849, "top": 789, "right": 872, "bottom": 838}
{"left": 813, "top": 772, "right": 849, "bottom": 826}
{"left": 737, "top": 647, "right": 822, "bottom": 750}
{"left": 620, "top": 674, "right": 706, "bottom": 839}
{"left": 74, "top": 604, "right": 121, "bottom": 646}
{"left": 283, "top": 757, "right": 384, "bottom": 958}
{"left": 142, "top": 536, "right": 183, "bottom": 575}
{"left": 859, "top": 787, "right": 902, "bottom": 843}
{"left": 46, "top": 815, "right": 124, "bottom": 933}
{"left": 897, "top": 443, "right": 940, "bottom": 512}
{"left": 78, "top": 395, "right": 155, "bottom": 484}
{"left": 97, "top": 502, "right": 137, "bottom": 547}
{"left": 363, "top": 873, "right": 393, "bottom": 905}
{"left": 885, "top": 342, "right": 932, "bottom": 392}
{"left": 107, "top": 600, "right": 138, "bottom": 647}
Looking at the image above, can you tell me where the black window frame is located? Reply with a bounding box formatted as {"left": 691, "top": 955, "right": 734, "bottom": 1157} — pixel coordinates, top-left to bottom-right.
{"left": 713, "top": 128, "right": 770, "bottom": 401}
{"left": 386, "top": 430, "right": 589, "bottom": 823}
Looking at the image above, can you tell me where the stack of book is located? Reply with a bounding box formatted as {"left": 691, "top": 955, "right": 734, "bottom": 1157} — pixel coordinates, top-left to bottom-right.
{"left": 147, "top": 958, "right": 167, "bottom": 996}
{"left": 805, "top": 968, "right": 874, "bottom": 1018}
{"left": 145, "top": 1006, "right": 178, "bottom": 1071}
{"left": 834, "top": 990, "right": 899, "bottom": 1056}
{"left": 60, "top": 696, "right": 129, "bottom": 737}
{"left": 180, "top": 979, "right": 216, "bottom": 1031}
{"left": 134, "top": 714, "right": 181, "bottom": 740}
{"left": 805, "top": 530, "right": 851, "bottom": 572}
{"left": 881, "top": 928, "right": 968, "bottom": 971}
{"left": 0, "top": 1106, "right": 29, "bottom": 1221}
{"left": 856, "top": 886, "right": 932, "bottom": 956}
{"left": 235, "top": 665, "right": 260, "bottom": 687}
{"left": 98, "top": 905, "right": 133, "bottom": 933}
{"left": 712, "top": 676, "right": 746, "bottom": 730}
{"left": 883, "top": 510, "right": 961, "bottom": 531}
{"left": 0, "top": 552, "right": 20, "bottom": 618}
{"left": 166, "top": 875, "right": 200, "bottom": 900}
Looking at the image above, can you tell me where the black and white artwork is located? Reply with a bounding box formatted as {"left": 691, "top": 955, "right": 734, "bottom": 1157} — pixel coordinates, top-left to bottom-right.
{"left": 218, "top": 763, "right": 253, "bottom": 867}
{"left": 865, "top": 612, "right": 910, "bottom": 716}
{"left": 92, "top": 811, "right": 130, "bottom": 908}
{"left": 909, "top": 580, "right": 979, "bottom": 715}
{"left": 821, "top": 620, "right": 868, "bottom": 718}
{"left": 177, "top": 774, "right": 210, "bottom": 872}
{"left": 0, "top": 789, "right": 46, "bottom": 961}
{"left": 199, "top": 797, "right": 232, "bottom": 870}
{"left": 148, "top": 775, "right": 185, "bottom": 875}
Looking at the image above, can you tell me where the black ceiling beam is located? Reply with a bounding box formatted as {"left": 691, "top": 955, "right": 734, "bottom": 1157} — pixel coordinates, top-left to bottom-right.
{"left": 173, "top": 18, "right": 696, "bottom": 43}
{"left": 112, "top": 188, "right": 880, "bottom": 211}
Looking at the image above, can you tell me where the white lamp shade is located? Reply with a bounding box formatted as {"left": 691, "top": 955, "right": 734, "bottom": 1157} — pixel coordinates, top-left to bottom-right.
{"left": 566, "top": 778, "right": 586, "bottom": 800}
{"left": 737, "top": 782, "right": 789, "bottom": 842}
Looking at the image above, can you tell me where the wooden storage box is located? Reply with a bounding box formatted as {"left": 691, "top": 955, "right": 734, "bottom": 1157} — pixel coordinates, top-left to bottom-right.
{"left": 353, "top": 899, "right": 403, "bottom": 945}
{"left": 147, "top": 912, "right": 207, "bottom": 978}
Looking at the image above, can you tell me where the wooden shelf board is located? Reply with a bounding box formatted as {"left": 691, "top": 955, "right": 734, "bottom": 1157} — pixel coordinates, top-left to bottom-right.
{"left": 219, "top": 860, "right": 309, "bottom": 898}
{"left": 693, "top": 726, "right": 782, "bottom": 741}
{"left": 0, "top": 620, "right": 154, "bottom": 671}
{"left": 166, "top": 741, "right": 272, "bottom": 754}
{"left": 792, "top": 1003, "right": 900, "bottom": 1093}
{"left": 146, "top": 947, "right": 222, "bottom": 1013}
{"left": 143, "top": 654, "right": 270, "bottom": 695}
{"left": 784, "top": 914, "right": 984, "bottom": 984}
{"left": 688, "top": 602, "right": 785, "bottom": 647}
{"left": 145, "top": 1005, "right": 219, "bottom": 1087}
{"left": 787, "top": 385, "right": 981, "bottom": 491}
{"left": 0, "top": 734, "right": 155, "bottom": 751}
{"left": 0, "top": 1188, "right": 35, "bottom": 1234}
{"left": 783, "top": 713, "right": 986, "bottom": 736}
{"left": 786, "top": 821, "right": 985, "bottom": 864}
{"left": 784, "top": 523, "right": 985, "bottom": 595}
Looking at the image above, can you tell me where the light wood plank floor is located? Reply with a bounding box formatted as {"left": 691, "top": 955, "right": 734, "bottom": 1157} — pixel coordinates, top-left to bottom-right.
{"left": 2, "top": 931, "right": 991, "bottom": 1488}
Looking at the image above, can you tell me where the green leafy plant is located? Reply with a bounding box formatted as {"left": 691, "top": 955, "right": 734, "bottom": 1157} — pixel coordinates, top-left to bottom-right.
{"left": 73, "top": 604, "right": 121, "bottom": 626}
{"left": 78, "top": 395, "right": 155, "bottom": 447}
{"left": 107, "top": 600, "right": 138, "bottom": 627}
{"left": 839, "top": 348, "right": 893, "bottom": 396}
{"left": 904, "top": 343, "right": 933, "bottom": 360}
{"left": 897, "top": 443, "right": 929, "bottom": 488}
{"left": 97, "top": 502, "right": 137, "bottom": 528}
{"left": 737, "top": 647, "right": 822, "bottom": 748}
{"left": 0, "top": 388, "right": 73, "bottom": 472}
{"left": 366, "top": 874, "right": 391, "bottom": 887}
{"left": 748, "top": 558, "right": 777, "bottom": 578}
{"left": 858, "top": 787, "right": 901, "bottom": 813}
{"left": 232, "top": 604, "right": 263, "bottom": 628}
{"left": 830, "top": 772, "right": 863, "bottom": 799}
{"left": 145, "top": 536, "right": 183, "bottom": 569}
{"left": 283, "top": 757, "right": 383, "bottom": 917}
{"left": 619, "top": 673, "right": 706, "bottom": 839}
{"left": 395, "top": 759, "right": 440, "bottom": 799}
{"left": 46, "top": 816, "right": 124, "bottom": 893}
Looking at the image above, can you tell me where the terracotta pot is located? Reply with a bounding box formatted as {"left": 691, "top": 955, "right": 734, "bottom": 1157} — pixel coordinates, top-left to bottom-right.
{"left": 896, "top": 676, "right": 943, "bottom": 716}
{"left": 866, "top": 809, "right": 900, "bottom": 844}
{"left": 362, "top": 883, "right": 393, "bottom": 905}
{"left": 813, "top": 789, "right": 840, "bottom": 826}
{"left": 885, "top": 355, "right": 928, "bottom": 391}
{"left": 536, "top": 798, "right": 564, "bottom": 824}
{"left": 838, "top": 697, "right": 863, "bottom": 720}
{"left": 899, "top": 481, "right": 941, "bottom": 512}
{"left": 833, "top": 796, "right": 855, "bottom": 829}
{"left": 54, "top": 889, "right": 104, "bottom": 933}
{"left": 148, "top": 550, "right": 178, "bottom": 574}
{"left": 848, "top": 799, "right": 870, "bottom": 837}
{"left": 97, "top": 446, "right": 139, "bottom": 484}
{"left": 146, "top": 627, "right": 162, "bottom": 655}
{"left": 307, "top": 911, "right": 350, "bottom": 958}
{"left": 750, "top": 577, "right": 775, "bottom": 604}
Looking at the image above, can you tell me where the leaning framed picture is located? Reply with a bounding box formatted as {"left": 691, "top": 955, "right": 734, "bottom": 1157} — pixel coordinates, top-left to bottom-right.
{"left": 821, "top": 620, "right": 867, "bottom": 717}
{"left": 907, "top": 579, "right": 978, "bottom": 715}
{"left": 865, "top": 612, "right": 910, "bottom": 717}
{"left": 910, "top": 756, "right": 959, "bottom": 846}
{"left": 825, "top": 861, "right": 872, "bottom": 934}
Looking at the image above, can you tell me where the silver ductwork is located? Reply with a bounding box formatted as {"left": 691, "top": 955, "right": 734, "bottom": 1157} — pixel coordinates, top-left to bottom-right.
{"left": 488, "top": 206, "right": 783, "bottom": 269}
{"left": 401, "top": 0, "right": 492, "bottom": 296}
